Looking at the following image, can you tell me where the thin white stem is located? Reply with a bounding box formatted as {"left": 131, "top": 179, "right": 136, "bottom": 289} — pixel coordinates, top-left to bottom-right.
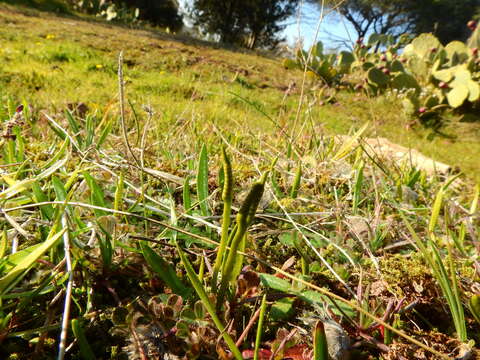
{"left": 57, "top": 214, "right": 73, "bottom": 360}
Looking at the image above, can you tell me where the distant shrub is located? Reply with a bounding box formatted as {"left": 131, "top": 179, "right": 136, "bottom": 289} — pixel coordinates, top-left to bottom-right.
{"left": 65, "top": 0, "right": 182, "bottom": 30}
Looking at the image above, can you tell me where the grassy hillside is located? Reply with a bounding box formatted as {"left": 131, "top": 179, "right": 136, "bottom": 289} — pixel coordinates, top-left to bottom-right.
{"left": 0, "top": 3, "right": 479, "bottom": 179}
{"left": 0, "top": 3, "right": 479, "bottom": 360}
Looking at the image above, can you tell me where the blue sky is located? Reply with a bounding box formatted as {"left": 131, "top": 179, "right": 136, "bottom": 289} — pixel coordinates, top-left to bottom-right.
{"left": 281, "top": 2, "right": 357, "bottom": 50}
{"left": 179, "top": 1, "right": 358, "bottom": 51}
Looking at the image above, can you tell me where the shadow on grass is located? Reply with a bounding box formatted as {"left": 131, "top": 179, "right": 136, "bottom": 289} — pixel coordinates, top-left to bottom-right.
{"left": 0, "top": 0, "right": 278, "bottom": 61}
{"left": 0, "top": 0, "right": 70, "bottom": 13}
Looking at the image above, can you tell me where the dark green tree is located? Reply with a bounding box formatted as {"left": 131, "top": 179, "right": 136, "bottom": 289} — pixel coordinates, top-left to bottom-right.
{"left": 409, "top": 0, "right": 479, "bottom": 43}
{"left": 322, "top": 0, "right": 480, "bottom": 44}
{"left": 113, "top": 0, "right": 183, "bottom": 30}
{"left": 191, "top": 0, "right": 300, "bottom": 49}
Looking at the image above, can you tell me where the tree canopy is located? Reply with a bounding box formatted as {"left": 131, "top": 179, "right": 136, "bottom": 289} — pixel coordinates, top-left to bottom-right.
{"left": 325, "top": 0, "right": 480, "bottom": 44}
{"left": 113, "top": 0, "right": 183, "bottom": 30}
{"left": 190, "top": 0, "right": 300, "bottom": 49}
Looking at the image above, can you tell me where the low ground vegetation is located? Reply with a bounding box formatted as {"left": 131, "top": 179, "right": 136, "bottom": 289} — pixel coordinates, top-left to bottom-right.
{"left": 0, "top": 3, "right": 479, "bottom": 360}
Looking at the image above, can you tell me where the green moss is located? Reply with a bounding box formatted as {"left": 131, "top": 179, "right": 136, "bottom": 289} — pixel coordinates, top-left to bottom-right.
{"left": 377, "top": 254, "right": 431, "bottom": 297}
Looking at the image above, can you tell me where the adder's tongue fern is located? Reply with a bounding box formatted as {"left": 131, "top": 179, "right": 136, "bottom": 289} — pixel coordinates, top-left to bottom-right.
{"left": 212, "top": 147, "right": 233, "bottom": 288}
{"left": 240, "top": 176, "right": 267, "bottom": 228}
{"left": 217, "top": 171, "right": 268, "bottom": 306}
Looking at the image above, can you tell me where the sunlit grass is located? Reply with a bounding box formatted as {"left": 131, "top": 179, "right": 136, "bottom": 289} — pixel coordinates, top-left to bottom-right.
{"left": 0, "top": 4, "right": 479, "bottom": 359}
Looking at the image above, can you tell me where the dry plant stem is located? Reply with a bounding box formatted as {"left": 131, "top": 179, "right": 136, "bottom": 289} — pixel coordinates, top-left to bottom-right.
{"left": 5, "top": 201, "right": 452, "bottom": 360}
{"left": 130, "top": 319, "right": 148, "bottom": 360}
{"left": 57, "top": 214, "right": 73, "bottom": 360}
{"left": 117, "top": 51, "right": 139, "bottom": 167}
{"left": 236, "top": 306, "right": 262, "bottom": 347}
{"left": 270, "top": 328, "right": 297, "bottom": 360}
{"left": 140, "top": 108, "right": 151, "bottom": 233}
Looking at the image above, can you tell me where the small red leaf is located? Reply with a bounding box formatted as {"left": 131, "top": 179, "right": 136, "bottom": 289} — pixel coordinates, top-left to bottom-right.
{"left": 242, "top": 349, "right": 273, "bottom": 359}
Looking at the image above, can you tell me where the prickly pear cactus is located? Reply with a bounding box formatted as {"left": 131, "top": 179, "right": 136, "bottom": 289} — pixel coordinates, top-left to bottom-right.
{"left": 447, "top": 84, "right": 469, "bottom": 108}
{"left": 391, "top": 73, "right": 420, "bottom": 92}
{"left": 445, "top": 41, "right": 470, "bottom": 65}
{"left": 445, "top": 66, "right": 480, "bottom": 106}
{"left": 402, "top": 90, "right": 420, "bottom": 116}
{"left": 390, "top": 59, "right": 405, "bottom": 72}
{"left": 338, "top": 51, "right": 355, "bottom": 72}
{"left": 433, "top": 67, "right": 457, "bottom": 82}
{"left": 404, "top": 33, "right": 442, "bottom": 61}
{"left": 367, "top": 67, "right": 389, "bottom": 87}
{"left": 407, "top": 57, "right": 430, "bottom": 83}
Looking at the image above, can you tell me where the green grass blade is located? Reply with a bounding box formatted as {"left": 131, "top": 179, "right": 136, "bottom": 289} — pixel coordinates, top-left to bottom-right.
{"left": 13, "top": 127, "right": 25, "bottom": 163}
{"left": 65, "top": 110, "right": 83, "bottom": 148}
{"left": 352, "top": 161, "right": 364, "bottom": 214}
{"left": 0, "top": 178, "right": 36, "bottom": 201}
{"left": 403, "top": 211, "right": 467, "bottom": 342}
{"left": 270, "top": 170, "right": 283, "bottom": 198}
{"left": 0, "top": 229, "right": 7, "bottom": 260}
{"left": 182, "top": 175, "right": 192, "bottom": 215}
{"left": 212, "top": 147, "right": 233, "bottom": 287}
{"left": 39, "top": 138, "right": 69, "bottom": 171}
{"left": 332, "top": 122, "right": 368, "bottom": 161}
{"left": 37, "top": 154, "right": 69, "bottom": 181}
{"left": 32, "top": 181, "right": 54, "bottom": 220}
{"left": 96, "top": 119, "right": 113, "bottom": 149}
{"left": 219, "top": 177, "right": 266, "bottom": 301}
{"left": 313, "top": 320, "right": 329, "bottom": 360}
{"left": 113, "top": 172, "right": 124, "bottom": 213}
{"left": 0, "top": 226, "right": 66, "bottom": 295}
{"left": 196, "top": 143, "right": 210, "bottom": 217}
{"left": 82, "top": 172, "right": 107, "bottom": 217}
{"left": 230, "top": 233, "right": 246, "bottom": 285}
{"left": 5, "top": 139, "right": 15, "bottom": 165}
{"left": 469, "top": 295, "right": 480, "bottom": 326}
{"left": 290, "top": 162, "right": 302, "bottom": 198}
{"left": 429, "top": 187, "right": 444, "bottom": 236}
{"left": 85, "top": 114, "right": 95, "bottom": 148}
{"left": 71, "top": 318, "right": 95, "bottom": 360}
{"left": 64, "top": 110, "right": 80, "bottom": 137}
{"left": 140, "top": 242, "right": 191, "bottom": 298}
{"left": 52, "top": 176, "right": 68, "bottom": 201}
{"left": 254, "top": 294, "right": 267, "bottom": 360}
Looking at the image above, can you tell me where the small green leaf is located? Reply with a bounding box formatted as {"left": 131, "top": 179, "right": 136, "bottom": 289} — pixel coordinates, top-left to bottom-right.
{"left": 196, "top": 143, "right": 210, "bottom": 216}
{"left": 299, "top": 290, "right": 355, "bottom": 318}
{"left": 259, "top": 273, "right": 291, "bottom": 292}
{"left": 140, "top": 243, "right": 191, "bottom": 298}
{"left": 270, "top": 297, "right": 295, "bottom": 321}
